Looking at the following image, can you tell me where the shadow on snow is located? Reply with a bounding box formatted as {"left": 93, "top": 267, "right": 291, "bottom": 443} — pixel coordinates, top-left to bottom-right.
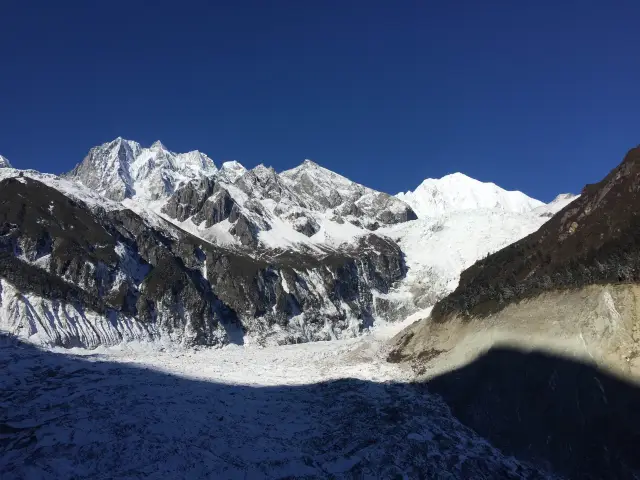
{"left": 1, "top": 333, "right": 640, "bottom": 479}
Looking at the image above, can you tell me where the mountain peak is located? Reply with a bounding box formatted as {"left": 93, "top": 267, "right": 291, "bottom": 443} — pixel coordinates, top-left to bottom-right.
{"left": 281, "top": 159, "right": 351, "bottom": 185}
{"left": 221, "top": 160, "right": 245, "bottom": 170}
{"left": 0, "top": 155, "right": 12, "bottom": 168}
{"left": 418, "top": 172, "right": 486, "bottom": 189}
{"left": 151, "top": 140, "right": 167, "bottom": 151}
{"left": 440, "top": 172, "right": 473, "bottom": 181}
{"left": 397, "top": 172, "right": 543, "bottom": 218}
{"left": 68, "top": 139, "right": 217, "bottom": 201}
{"left": 101, "top": 137, "right": 141, "bottom": 154}
{"left": 219, "top": 160, "right": 247, "bottom": 182}
{"left": 110, "top": 136, "right": 127, "bottom": 145}
{"left": 174, "top": 150, "right": 217, "bottom": 174}
{"left": 252, "top": 163, "right": 275, "bottom": 174}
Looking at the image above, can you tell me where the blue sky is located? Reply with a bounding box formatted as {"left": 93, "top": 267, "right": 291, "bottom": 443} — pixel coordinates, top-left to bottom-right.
{"left": 1, "top": 1, "right": 639, "bottom": 201}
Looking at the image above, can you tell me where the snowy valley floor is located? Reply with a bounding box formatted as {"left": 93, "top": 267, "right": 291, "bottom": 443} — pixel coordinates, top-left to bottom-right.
{"left": 1, "top": 315, "right": 556, "bottom": 480}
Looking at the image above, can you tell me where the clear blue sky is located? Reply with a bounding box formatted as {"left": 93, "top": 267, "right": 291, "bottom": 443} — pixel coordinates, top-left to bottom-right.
{"left": 1, "top": 1, "right": 639, "bottom": 201}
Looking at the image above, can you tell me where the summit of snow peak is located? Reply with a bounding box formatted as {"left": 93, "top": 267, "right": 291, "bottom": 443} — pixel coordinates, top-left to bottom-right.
{"left": 106, "top": 136, "right": 142, "bottom": 152}
{"left": 150, "top": 140, "right": 167, "bottom": 151}
{"left": 396, "top": 172, "right": 544, "bottom": 218}
{"left": 222, "top": 160, "right": 245, "bottom": 169}
{"left": 0, "top": 155, "right": 12, "bottom": 168}
{"left": 67, "top": 138, "right": 217, "bottom": 202}
{"left": 218, "top": 160, "right": 247, "bottom": 182}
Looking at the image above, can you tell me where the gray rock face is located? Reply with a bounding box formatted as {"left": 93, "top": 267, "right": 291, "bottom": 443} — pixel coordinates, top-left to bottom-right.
{"left": 279, "top": 160, "right": 417, "bottom": 227}
{"left": 193, "top": 188, "right": 236, "bottom": 227}
{"left": 157, "top": 158, "right": 417, "bottom": 251}
{"left": 161, "top": 177, "right": 217, "bottom": 222}
{"left": 68, "top": 138, "right": 136, "bottom": 200}
{"left": 0, "top": 174, "right": 406, "bottom": 348}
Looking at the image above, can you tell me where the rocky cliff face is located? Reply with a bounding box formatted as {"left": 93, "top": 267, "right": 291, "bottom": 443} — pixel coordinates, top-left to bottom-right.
{"left": 66, "top": 138, "right": 217, "bottom": 201}
{"left": 159, "top": 158, "right": 417, "bottom": 250}
{"left": 0, "top": 170, "right": 406, "bottom": 348}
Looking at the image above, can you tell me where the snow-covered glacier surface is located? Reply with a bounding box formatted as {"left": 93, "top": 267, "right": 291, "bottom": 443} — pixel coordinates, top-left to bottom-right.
{"left": 374, "top": 211, "right": 552, "bottom": 318}
{"left": 0, "top": 316, "right": 553, "bottom": 479}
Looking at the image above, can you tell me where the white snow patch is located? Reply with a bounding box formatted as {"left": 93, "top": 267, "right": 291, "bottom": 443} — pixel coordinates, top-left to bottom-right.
{"left": 379, "top": 208, "right": 550, "bottom": 312}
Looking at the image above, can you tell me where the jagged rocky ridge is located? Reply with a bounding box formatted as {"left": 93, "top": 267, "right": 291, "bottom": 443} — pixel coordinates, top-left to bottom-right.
{"left": 431, "top": 146, "right": 640, "bottom": 320}
{"left": 66, "top": 139, "right": 418, "bottom": 250}
{"left": 158, "top": 160, "right": 418, "bottom": 253}
{"left": 160, "top": 161, "right": 418, "bottom": 249}
{"left": 0, "top": 139, "right": 569, "bottom": 348}
{"left": 66, "top": 137, "right": 218, "bottom": 201}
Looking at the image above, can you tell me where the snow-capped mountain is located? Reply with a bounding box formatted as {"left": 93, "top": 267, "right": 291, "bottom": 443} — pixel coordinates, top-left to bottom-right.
{"left": 0, "top": 166, "right": 406, "bottom": 348}
{"left": 68, "top": 139, "right": 416, "bottom": 251}
{"left": 0, "top": 137, "right": 574, "bottom": 349}
{"left": 0, "top": 154, "right": 12, "bottom": 168}
{"left": 160, "top": 155, "right": 416, "bottom": 250}
{"left": 374, "top": 195, "right": 574, "bottom": 320}
{"left": 396, "top": 172, "right": 544, "bottom": 218}
{"left": 67, "top": 137, "right": 217, "bottom": 202}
